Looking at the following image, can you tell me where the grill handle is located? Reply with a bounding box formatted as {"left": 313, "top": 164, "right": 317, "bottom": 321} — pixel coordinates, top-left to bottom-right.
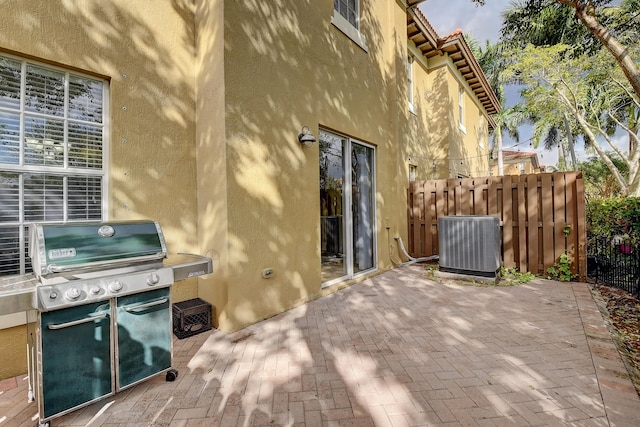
{"left": 47, "top": 252, "right": 166, "bottom": 274}
{"left": 47, "top": 312, "right": 108, "bottom": 330}
{"left": 123, "top": 297, "right": 169, "bottom": 312}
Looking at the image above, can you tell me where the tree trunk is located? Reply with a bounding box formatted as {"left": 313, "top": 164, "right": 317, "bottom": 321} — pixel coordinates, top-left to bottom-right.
{"left": 563, "top": 113, "right": 577, "bottom": 170}
{"left": 558, "top": 139, "right": 566, "bottom": 171}
{"left": 562, "top": 0, "right": 640, "bottom": 100}
{"left": 628, "top": 105, "right": 638, "bottom": 159}
{"left": 497, "top": 130, "right": 504, "bottom": 176}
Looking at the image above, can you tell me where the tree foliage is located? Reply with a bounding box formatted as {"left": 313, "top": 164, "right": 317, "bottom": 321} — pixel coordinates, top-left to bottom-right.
{"left": 473, "top": 0, "right": 640, "bottom": 100}
{"left": 505, "top": 43, "right": 640, "bottom": 195}
{"left": 587, "top": 197, "right": 640, "bottom": 243}
{"left": 579, "top": 153, "right": 628, "bottom": 199}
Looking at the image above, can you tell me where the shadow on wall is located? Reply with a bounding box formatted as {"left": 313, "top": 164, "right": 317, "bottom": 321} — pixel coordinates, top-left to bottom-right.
{"left": 3, "top": 1, "right": 201, "bottom": 246}
{"left": 408, "top": 66, "right": 488, "bottom": 181}
{"left": 210, "top": 0, "right": 393, "bottom": 326}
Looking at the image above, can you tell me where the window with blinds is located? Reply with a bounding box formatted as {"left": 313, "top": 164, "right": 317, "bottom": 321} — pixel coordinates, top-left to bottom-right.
{"left": 0, "top": 55, "right": 106, "bottom": 277}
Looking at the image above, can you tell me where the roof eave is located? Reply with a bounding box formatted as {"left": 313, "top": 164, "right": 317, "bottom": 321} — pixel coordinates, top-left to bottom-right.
{"left": 407, "top": 6, "right": 501, "bottom": 122}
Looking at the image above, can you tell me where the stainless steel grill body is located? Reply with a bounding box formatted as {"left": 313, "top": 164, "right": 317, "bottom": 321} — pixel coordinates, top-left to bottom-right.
{"left": 0, "top": 220, "right": 213, "bottom": 426}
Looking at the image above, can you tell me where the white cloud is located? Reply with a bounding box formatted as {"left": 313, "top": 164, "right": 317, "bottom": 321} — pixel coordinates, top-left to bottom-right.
{"left": 419, "top": 0, "right": 510, "bottom": 43}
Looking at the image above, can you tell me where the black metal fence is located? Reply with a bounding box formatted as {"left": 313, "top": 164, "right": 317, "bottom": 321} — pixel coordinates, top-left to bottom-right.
{"left": 588, "top": 234, "right": 640, "bottom": 298}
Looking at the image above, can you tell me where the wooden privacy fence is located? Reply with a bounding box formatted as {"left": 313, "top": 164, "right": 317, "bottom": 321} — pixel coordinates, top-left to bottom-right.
{"left": 407, "top": 172, "right": 587, "bottom": 279}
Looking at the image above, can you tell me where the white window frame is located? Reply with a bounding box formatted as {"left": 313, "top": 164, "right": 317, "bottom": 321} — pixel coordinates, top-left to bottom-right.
{"left": 0, "top": 54, "right": 108, "bottom": 277}
{"left": 407, "top": 55, "right": 416, "bottom": 114}
{"left": 331, "top": 0, "right": 368, "bottom": 52}
{"left": 458, "top": 86, "right": 466, "bottom": 133}
{"left": 409, "top": 163, "right": 417, "bottom": 182}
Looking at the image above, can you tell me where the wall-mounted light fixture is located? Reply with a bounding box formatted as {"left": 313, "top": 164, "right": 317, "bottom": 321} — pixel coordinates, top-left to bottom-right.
{"left": 298, "top": 126, "right": 316, "bottom": 147}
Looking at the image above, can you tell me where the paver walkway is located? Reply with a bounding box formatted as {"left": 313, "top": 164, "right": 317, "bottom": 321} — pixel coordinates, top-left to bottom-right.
{"left": 1, "top": 266, "right": 639, "bottom": 426}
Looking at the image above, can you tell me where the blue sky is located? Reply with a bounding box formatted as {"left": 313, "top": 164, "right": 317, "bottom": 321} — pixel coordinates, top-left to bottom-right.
{"left": 420, "top": 0, "right": 506, "bottom": 44}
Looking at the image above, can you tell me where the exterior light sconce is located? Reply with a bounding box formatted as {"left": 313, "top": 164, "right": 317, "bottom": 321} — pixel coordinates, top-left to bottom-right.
{"left": 298, "top": 126, "right": 316, "bottom": 147}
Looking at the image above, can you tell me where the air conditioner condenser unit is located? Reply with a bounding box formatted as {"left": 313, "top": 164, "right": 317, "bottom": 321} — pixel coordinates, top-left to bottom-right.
{"left": 437, "top": 215, "right": 501, "bottom": 277}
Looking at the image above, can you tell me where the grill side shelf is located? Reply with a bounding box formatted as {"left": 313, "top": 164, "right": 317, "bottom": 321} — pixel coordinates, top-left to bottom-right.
{"left": 167, "top": 254, "right": 213, "bottom": 282}
{"left": 0, "top": 275, "right": 37, "bottom": 315}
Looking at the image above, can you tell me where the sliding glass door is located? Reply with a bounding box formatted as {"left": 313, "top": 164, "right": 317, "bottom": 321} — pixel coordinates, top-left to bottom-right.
{"left": 319, "top": 130, "right": 376, "bottom": 286}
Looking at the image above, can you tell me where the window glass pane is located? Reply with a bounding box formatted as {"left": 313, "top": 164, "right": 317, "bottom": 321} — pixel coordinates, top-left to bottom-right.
{"left": 69, "top": 123, "right": 103, "bottom": 169}
{"left": 348, "top": 9, "right": 357, "bottom": 27}
{"left": 335, "top": 0, "right": 358, "bottom": 29}
{"left": 0, "top": 57, "right": 21, "bottom": 110}
{"left": 352, "top": 143, "right": 374, "bottom": 273}
{"left": 24, "top": 116, "right": 65, "bottom": 166}
{"left": 68, "top": 175, "right": 102, "bottom": 220}
{"left": 69, "top": 75, "right": 103, "bottom": 123}
{"left": 339, "top": 0, "right": 347, "bottom": 16}
{"left": 0, "top": 112, "right": 20, "bottom": 164}
{"left": 24, "top": 174, "right": 64, "bottom": 222}
{"left": 320, "top": 131, "right": 346, "bottom": 283}
{"left": 0, "top": 172, "right": 19, "bottom": 222}
{"left": 0, "top": 226, "right": 20, "bottom": 276}
{"left": 25, "top": 65, "right": 65, "bottom": 116}
{"left": 0, "top": 55, "right": 106, "bottom": 277}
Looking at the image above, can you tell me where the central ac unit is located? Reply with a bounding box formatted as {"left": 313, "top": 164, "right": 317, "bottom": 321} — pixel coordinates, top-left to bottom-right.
{"left": 438, "top": 215, "right": 501, "bottom": 277}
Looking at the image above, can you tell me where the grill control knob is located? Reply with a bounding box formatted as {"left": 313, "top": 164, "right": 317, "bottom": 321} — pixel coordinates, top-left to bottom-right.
{"left": 90, "top": 286, "right": 101, "bottom": 295}
{"left": 109, "top": 281, "right": 123, "bottom": 293}
{"left": 147, "top": 272, "right": 160, "bottom": 286}
{"left": 65, "top": 287, "right": 81, "bottom": 300}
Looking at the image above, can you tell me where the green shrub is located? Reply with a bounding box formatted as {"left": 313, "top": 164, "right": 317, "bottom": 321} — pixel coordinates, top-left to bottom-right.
{"left": 587, "top": 197, "right": 640, "bottom": 243}
{"left": 498, "top": 267, "right": 535, "bottom": 285}
{"left": 546, "top": 253, "right": 576, "bottom": 282}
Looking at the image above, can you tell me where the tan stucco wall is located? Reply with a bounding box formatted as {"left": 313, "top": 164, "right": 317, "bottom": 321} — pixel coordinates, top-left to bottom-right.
{"left": 405, "top": 48, "right": 491, "bottom": 183}
{"left": 0, "top": 322, "right": 29, "bottom": 380}
{"left": 194, "top": 0, "right": 229, "bottom": 330}
{"left": 443, "top": 61, "right": 491, "bottom": 179}
{"left": 0, "top": 0, "right": 198, "bottom": 378}
{"left": 194, "top": 0, "right": 411, "bottom": 332}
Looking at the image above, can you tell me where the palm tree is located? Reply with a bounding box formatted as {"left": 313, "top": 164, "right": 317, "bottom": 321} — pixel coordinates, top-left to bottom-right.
{"left": 471, "top": 39, "right": 530, "bottom": 176}
{"left": 491, "top": 105, "right": 529, "bottom": 175}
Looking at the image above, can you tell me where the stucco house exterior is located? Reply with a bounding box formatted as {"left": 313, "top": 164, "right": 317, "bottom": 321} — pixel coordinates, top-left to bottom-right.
{"left": 0, "top": 0, "right": 499, "bottom": 379}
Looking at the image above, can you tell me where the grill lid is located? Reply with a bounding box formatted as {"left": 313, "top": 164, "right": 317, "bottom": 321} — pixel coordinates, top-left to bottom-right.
{"left": 29, "top": 221, "right": 168, "bottom": 277}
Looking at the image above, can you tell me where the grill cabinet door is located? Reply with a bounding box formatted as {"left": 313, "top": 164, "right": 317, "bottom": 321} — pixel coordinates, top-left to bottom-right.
{"left": 116, "top": 287, "right": 172, "bottom": 389}
{"left": 40, "top": 301, "right": 113, "bottom": 419}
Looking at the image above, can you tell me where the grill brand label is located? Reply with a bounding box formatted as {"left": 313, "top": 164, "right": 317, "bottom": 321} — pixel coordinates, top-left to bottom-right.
{"left": 48, "top": 248, "right": 77, "bottom": 259}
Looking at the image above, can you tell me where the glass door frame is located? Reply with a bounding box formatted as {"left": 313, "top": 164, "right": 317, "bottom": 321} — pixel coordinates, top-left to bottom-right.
{"left": 319, "top": 129, "right": 377, "bottom": 288}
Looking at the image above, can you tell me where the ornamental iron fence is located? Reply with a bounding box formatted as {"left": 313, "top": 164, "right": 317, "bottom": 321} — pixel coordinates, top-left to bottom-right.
{"left": 588, "top": 234, "right": 639, "bottom": 299}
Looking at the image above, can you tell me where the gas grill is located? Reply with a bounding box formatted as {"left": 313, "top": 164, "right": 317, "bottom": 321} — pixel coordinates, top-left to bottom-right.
{"left": 0, "top": 220, "right": 213, "bottom": 427}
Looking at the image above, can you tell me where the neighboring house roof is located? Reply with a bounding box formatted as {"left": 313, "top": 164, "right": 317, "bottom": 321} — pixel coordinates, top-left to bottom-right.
{"left": 501, "top": 151, "right": 541, "bottom": 168}
{"left": 406, "top": 6, "right": 501, "bottom": 123}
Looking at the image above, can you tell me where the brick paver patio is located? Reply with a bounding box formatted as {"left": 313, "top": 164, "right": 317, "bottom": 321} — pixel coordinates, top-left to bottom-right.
{"left": 1, "top": 266, "right": 639, "bottom": 426}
